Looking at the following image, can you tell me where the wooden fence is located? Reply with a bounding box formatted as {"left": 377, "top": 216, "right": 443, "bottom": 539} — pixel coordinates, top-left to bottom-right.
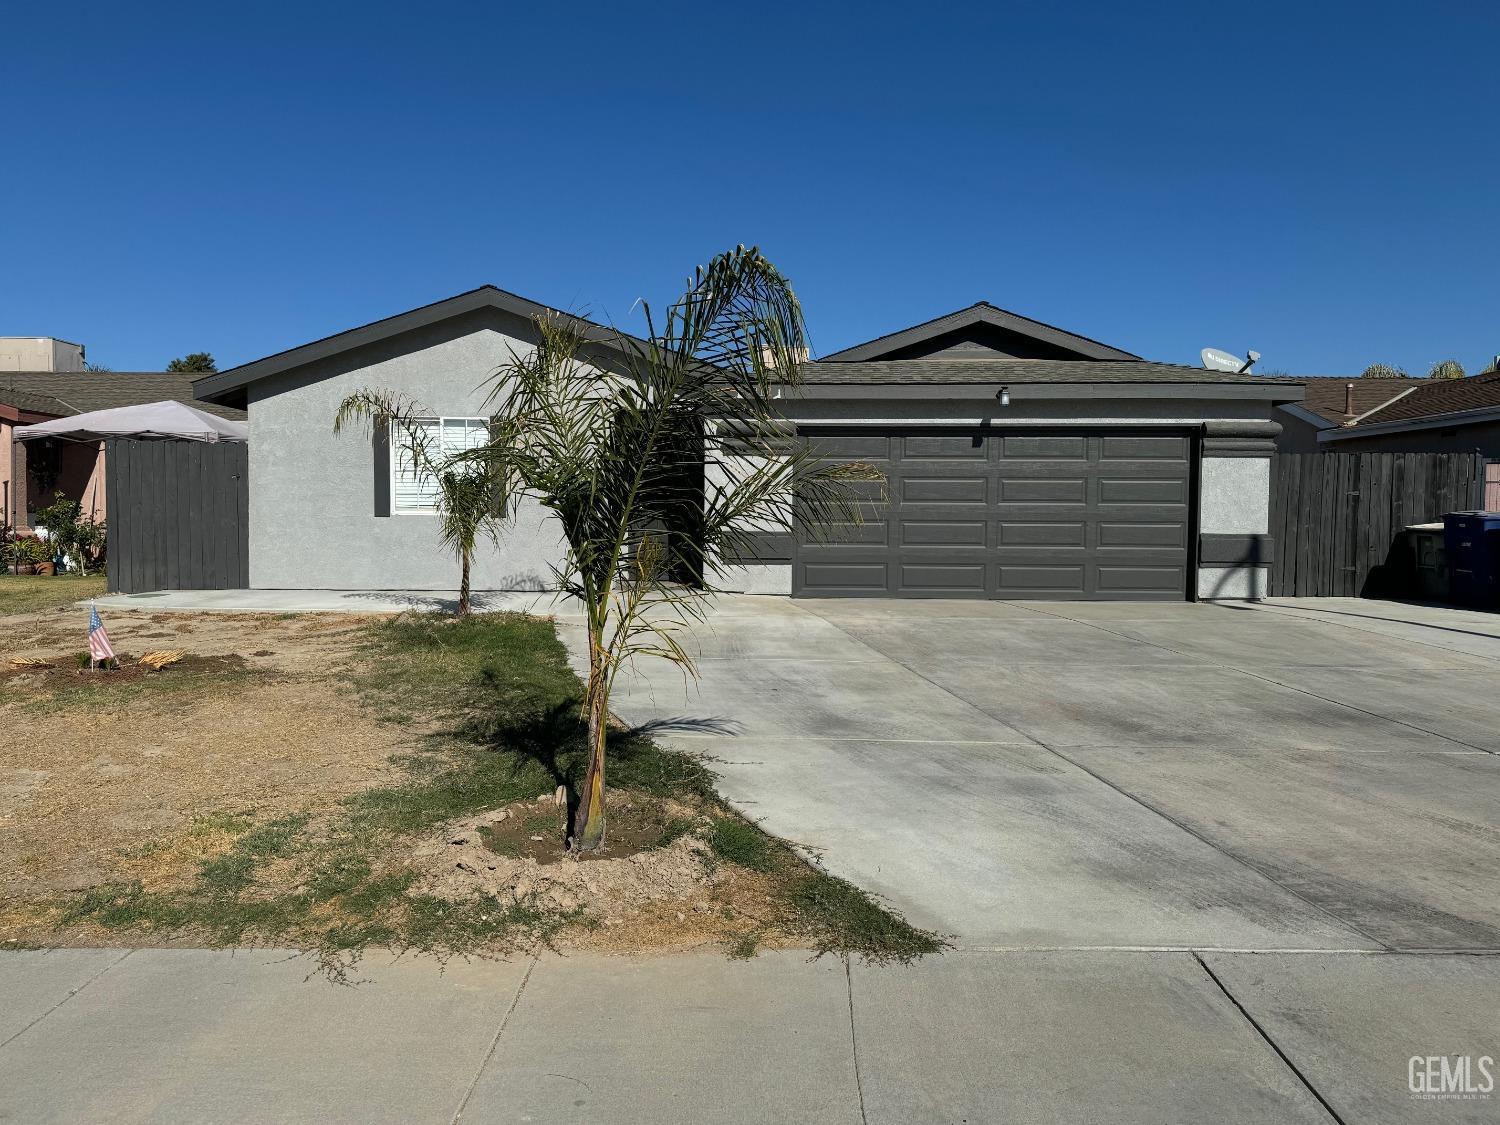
{"left": 1269, "top": 452, "right": 1485, "bottom": 597}
{"left": 106, "top": 439, "right": 249, "bottom": 594}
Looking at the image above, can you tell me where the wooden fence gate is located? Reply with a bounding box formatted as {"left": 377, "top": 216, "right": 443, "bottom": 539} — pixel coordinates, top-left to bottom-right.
{"left": 106, "top": 439, "right": 249, "bottom": 594}
{"left": 1269, "top": 452, "right": 1485, "bottom": 597}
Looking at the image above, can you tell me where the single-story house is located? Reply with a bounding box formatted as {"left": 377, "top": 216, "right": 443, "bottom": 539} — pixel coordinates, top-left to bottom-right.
{"left": 1, "top": 372, "right": 246, "bottom": 532}
{"left": 193, "top": 287, "right": 1302, "bottom": 601}
{"left": 1275, "top": 376, "right": 1427, "bottom": 453}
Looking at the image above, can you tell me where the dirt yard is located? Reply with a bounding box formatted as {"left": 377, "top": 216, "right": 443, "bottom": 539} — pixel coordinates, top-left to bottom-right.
{"left": 0, "top": 602, "right": 939, "bottom": 963}
{"left": 1, "top": 610, "right": 404, "bottom": 904}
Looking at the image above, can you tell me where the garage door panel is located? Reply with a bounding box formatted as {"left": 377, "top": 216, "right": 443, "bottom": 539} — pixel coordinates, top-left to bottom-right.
{"left": 900, "top": 520, "right": 988, "bottom": 546}
{"left": 795, "top": 429, "right": 1191, "bottom": 600}
{"left": 1001, "top": 435, "right": 1088, "bottom": 459}
{"left": 817, "top": 520, "right": 889, "bottom": 546}
{"left": 998, "top": 565, "right": 1087, "bottom": 592}
{"left": 901, "top": 476, "right": 988, "bottom": 503}
{"left": 800, "top": 561, "right": 889, "bottom": 594}
{"left": 1101, "top": 435, "right": 1189, "bottom": 461}
{"left": 1098, "top": 478, "right": 1188, "bottom": 504}
{"left": 898, "top": 563, "right": 987, "bottom": 593}
{"left": 999, "top": 521, "right": 1087, "bottom": 546}
{"left": 1096, "top": 565, "right": 1186, "bottom": 591}
{"left": 902, "top": 435, "right": 987, "bottom": 459}
{"left": 1097, "top": 522, "right": 1187, "bottom": 548}
{"left": 999, "top": 477, "right": 1087, "bottom": 503}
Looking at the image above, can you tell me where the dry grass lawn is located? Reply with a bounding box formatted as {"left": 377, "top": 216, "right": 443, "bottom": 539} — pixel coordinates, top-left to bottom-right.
{"left": 0, "top": 605, "right": 941, "bottom": 965}
{"left": 1, "top": 611, "right": 403, "bottom": 904}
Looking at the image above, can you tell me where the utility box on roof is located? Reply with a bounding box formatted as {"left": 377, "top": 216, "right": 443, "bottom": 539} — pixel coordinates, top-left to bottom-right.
{"left": 1443, "top": 511, "right": 1500, "bottom": 608}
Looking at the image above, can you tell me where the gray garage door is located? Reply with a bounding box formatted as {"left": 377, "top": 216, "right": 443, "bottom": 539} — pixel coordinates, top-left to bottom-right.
{"left": 794, "top": 430, "right": 1193, "bottom": 599}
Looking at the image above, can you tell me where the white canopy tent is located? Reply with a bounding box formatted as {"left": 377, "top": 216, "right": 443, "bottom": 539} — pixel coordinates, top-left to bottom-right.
{"left": 15, "top": 400, "right": 248, "bottom": 444}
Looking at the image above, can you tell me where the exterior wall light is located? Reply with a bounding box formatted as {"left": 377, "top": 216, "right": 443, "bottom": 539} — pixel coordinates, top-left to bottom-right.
{"left": 998, "top": 386, "right": 1010, "bottom": 406}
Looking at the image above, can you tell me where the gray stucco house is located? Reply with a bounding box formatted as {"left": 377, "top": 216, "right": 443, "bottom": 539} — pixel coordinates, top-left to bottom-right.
{"left": 193, "top": 287, "right": 1301, "bottom": 601}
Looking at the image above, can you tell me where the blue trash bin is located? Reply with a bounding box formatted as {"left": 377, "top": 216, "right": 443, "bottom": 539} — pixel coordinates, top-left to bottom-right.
{"left": 1443, "top": 511, "right": 1500, "bottom": 608}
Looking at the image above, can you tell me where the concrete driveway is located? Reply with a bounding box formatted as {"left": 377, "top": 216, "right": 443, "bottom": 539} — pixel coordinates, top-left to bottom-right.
{"left": 593, "top": 596, "right": 1500, "bottom": 954}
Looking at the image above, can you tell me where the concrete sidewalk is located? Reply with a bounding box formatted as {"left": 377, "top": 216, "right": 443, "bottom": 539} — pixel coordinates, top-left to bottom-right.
{"left": 4, "top": 947, "right": 1495, "bottom": 1124}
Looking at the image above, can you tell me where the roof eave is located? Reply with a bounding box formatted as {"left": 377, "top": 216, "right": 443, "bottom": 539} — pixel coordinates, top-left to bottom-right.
{"left": 194, "top": 285, "right": 650, "bottom": 407}
{"left": 1319, "top": 403, "right": 1500, "bottom": 442}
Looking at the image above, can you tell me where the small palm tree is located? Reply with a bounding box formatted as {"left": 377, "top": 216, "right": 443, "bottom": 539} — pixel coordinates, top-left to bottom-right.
{"left": 336, "top": 247, "right": 879, "bottom": 852}
{"left": 1428, "top": 359, "right": 1466, "bottom": 380}
{"left": 333, "top": 400, "right": 503, "bottom": 618}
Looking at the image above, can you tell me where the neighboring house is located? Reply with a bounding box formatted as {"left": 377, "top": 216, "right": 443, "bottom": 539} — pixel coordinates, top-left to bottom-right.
{"left": 1, "top": 371, "right": 245, "bottom": 532}
{"left": 0, "top": 336, "right": 85, "bottom": 372}
{"left": 1314, "top": 369, "right": 1500, "bottom": 456}
{"left": 1275, "top": 376, "right": 1426, "bottom": 453}
{"left": 194, "top": 288, "right": 1302, "bottom": 601}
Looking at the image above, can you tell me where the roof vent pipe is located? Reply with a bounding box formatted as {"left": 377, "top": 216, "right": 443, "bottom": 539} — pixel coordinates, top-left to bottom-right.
{"left": 1345, "top": 382, "right": 1354, "bottom": 415}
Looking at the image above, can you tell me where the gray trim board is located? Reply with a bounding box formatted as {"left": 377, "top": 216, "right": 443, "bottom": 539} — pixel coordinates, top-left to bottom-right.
{"left": 1199, "top": 534, "right": 1275, "bottom": 566}
{"left": 820, "top": 302, "right": 1141, "bottom": 362}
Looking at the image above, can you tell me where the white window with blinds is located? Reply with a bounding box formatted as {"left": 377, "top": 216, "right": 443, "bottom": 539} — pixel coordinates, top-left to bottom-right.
{"left": 391, "top": 417, "right": 489, "bottom": 514}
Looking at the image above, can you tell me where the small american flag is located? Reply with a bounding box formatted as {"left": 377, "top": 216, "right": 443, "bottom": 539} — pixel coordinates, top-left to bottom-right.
{"left": 87, "top": 602, "right": 115, "bottom": 665}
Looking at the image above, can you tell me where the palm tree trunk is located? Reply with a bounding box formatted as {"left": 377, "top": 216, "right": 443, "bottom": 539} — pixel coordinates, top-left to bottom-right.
{"left": 458, "top": 547, "right": 472, "bottom": 617}
{"left": 573, "top": 638, "right": 608, "bottom": 853}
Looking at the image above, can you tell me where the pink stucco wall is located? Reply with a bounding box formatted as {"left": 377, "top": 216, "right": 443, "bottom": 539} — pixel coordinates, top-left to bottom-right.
{"left": 0, "top": 423, "right": 106, "bottom": 532}
{"left": 0, "top": 419, "right": 14, "bottom": 528}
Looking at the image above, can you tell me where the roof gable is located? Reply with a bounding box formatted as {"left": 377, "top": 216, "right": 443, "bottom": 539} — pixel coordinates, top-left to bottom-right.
{"left": 819, "top": 301, "right": 1140, "bottom": 363}
{"left": 193, "top": 285, "right": 652, "bottom": 409}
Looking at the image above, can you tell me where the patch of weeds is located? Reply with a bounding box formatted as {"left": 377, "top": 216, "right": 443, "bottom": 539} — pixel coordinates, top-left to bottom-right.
{"left": 786, "top": 871, "right": 946, "bottom": 965}
{"left": 656, "top": 817, "right": 697, "bottom": 848}
{"left": 22, "top": 660, "right": 262, "bottom": 717}
{"left": 189, "top": 812, "right": 254, "bottom": 837}
{"left": 708, "top": 817, "right": 777, "bottom": 873}
{"left": 726, "top": 931, "right": 762, "bottom": 960}
{"left": 197, "top": 814, "right": 308, "bottom": 896}
{"left": 402, "top": 892, "right": 581, "bottom": 952}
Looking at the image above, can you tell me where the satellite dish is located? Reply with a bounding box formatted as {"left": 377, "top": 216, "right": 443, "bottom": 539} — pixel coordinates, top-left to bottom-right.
{"left": 1201, "top": 347, "right": 1261, "bottom": 374}
{"left": 1202, "top": 347, "right": 1244, "bottom": 371}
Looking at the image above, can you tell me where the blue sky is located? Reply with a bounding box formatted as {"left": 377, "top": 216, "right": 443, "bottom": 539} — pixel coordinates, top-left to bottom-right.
{"left": 4, "top": 1, "right": 1497, "bottom": 376}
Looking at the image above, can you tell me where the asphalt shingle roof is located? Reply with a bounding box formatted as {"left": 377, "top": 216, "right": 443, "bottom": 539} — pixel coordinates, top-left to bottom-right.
{"left": 1294, "top": 376, "right": 1426, "bottom": 424}
{"left": 1352, "top": 370, "right": 1500, "bottom": 426}
{"left": 799, "top": 359, "right": 1303, "bottom": 385}
{"left": 0, "top": 372, "right": 246, "bottom": 420}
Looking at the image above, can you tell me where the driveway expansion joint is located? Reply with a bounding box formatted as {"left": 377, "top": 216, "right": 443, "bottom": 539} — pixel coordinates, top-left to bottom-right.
{"left": 1193, "top": 953, "right": 1348, "bottom": 1125}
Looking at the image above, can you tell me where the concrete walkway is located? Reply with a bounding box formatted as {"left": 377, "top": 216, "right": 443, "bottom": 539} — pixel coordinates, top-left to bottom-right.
{"left": 4, "top": 946, "right": 1495, "bottom": 1124}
